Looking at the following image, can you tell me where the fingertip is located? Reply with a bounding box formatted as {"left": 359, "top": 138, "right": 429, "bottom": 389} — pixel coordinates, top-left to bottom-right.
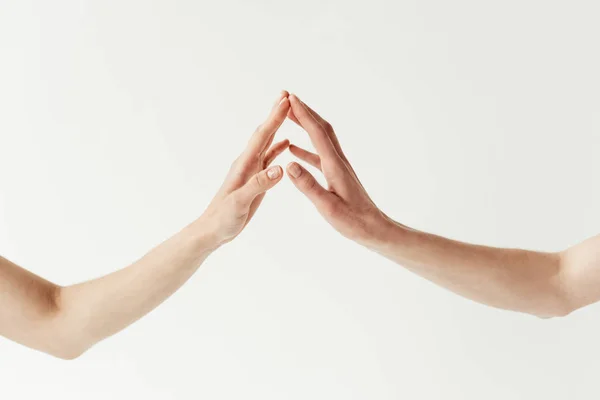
{"left": 288, "top": 94, "right": 306, "bottom": 116}
{"left": 288, "top": 144, "right": 299, "bottom": 154}
{"left": 273, "top": 138, "right": 290, "bottom": 149}
{"left": 287, "top": 162, "right": 302, "bottom": 178}
{"left": 267, "top": 165, "right": 283, "bottom": 180}
{"left": 279, "top": 96, "right": 290, "bottom": 107}
{"left": 290, "top": 93, "right": 307, "bottom": 108}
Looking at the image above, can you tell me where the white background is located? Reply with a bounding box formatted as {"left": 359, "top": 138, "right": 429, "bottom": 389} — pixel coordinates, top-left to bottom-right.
{"left": 1, "top": 1, "right": 599, "bottom": 399}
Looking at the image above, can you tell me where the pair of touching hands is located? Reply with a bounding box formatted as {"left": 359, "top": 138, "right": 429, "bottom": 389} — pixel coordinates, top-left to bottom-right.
{"left": 200, "top": 91, "right": 393, "bottom": 249}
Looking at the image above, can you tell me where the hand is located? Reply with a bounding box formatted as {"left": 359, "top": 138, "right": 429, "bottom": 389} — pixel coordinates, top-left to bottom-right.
{"left": 200, "top": 92, "right": 291, "bottom": 246}
{"left": 285, "top": 94, "right": 393, "bottom": 247}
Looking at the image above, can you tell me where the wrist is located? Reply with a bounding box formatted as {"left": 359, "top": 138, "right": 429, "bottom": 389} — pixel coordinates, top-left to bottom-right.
{"left": 184, "top": 215, "right": 224, "bottom": 253}
{"left": 361, "top": 212, "right": 409, "bottom": 255}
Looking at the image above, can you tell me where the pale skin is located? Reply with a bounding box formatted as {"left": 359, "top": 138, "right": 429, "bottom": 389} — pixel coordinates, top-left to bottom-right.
{"left": 0, "top": 92, "right": 292, "bottom": 359}
{"left": 2, "top": 92, "right": 598, "bottom": 361}
{"left": 285, "top": 93, "right": 600, "bottom": 319}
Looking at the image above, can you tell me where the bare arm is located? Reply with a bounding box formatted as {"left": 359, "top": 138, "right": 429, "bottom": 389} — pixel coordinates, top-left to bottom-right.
{"left": 370, "top": 225, "right": 570, "bottom": 317}
{"left": 0, "top": 92, "right": 292, "bottom": 359}
{"left": 0, "top": 224, "right": 217, "bottom": 359}
{"left": 285, "top": 93, "right": 595, "bottom": 318}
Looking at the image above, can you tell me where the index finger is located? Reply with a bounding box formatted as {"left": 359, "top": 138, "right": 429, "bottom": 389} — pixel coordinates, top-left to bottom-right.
{"left": 288, "top": 94, "right": 340, "bottom": 162}
{"left": 246, "top": 94, "right": 290, "bottom": 157}
{"left": 288, "top": 96, "right": 348, "bottom": 163}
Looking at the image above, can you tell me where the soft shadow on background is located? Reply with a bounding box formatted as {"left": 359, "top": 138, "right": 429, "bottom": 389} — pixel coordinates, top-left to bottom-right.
{"left": 0, "top": 1, "right": 599, "bottom": 399}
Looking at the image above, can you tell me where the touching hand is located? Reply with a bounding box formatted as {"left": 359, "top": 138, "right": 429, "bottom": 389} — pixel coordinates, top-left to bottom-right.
{"left": 200, "top": 92, "right": 291, "bottom": 246}
{"left": 285, "top": 94, "right": 393, "bottom": 247}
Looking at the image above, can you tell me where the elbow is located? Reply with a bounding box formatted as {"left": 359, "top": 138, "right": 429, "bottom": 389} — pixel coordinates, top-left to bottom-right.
{"left": 42, "top": 287, "right": 93, "bottom": 360}
{"left": 542, "top": 293, "right": 580, "bottom": 318}
{"left": 532, "top": 284, "right": 578, "bottom": 319}
{"left": 548, "top": 299, "right": 577, "bottom": 318}
{"left": 532, "top": 301, "right": 575, "bottom": 319}
{"left": 40, "top": 324, "right": 93, "bottom": 361}
{"left": 31, "top": 321, "right": 92, "bottom": 360}
{"left": 525, "top": 296, "right": 573, "bottom": 319}
{"left": 529, "top": 252, "right": 579, "bottom": 319}
{"left": 42, "top": 322, "right": 93, "bottom": 360}
{"left": 50, "top": 345, "right": 89, "bottom": 361}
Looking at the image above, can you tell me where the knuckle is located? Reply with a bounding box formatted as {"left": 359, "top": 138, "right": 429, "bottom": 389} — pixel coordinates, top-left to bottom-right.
{"left": 254, "top": 172, "right": 264, "bottom": 188}
{"left": 304, "top": 175, "right": 317, "bottom": 192}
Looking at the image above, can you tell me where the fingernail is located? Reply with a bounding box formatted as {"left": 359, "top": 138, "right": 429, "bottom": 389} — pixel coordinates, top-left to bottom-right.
{"left": 267, "top": 166, "right": 281, "bottom": 180}
{"left": 279, "top": 97, "right": 288, "bottom": 106}
{"left": 290, "top": 94, "right": 306, "bottom": 108}
{"left": 287, "top": 162, "right": 302, "bottom": 178}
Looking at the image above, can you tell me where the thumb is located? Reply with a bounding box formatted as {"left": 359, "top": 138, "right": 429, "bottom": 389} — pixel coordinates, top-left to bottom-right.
{"left": 286, "top": 162, "right": 334, "bottom": 211}
{"left": 235, "top": 166, "right": 283, "bottom": 206}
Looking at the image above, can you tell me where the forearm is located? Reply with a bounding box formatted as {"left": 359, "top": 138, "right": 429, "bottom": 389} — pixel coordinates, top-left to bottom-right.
{"left": 367, "top": 218, "right": 570, "bottom": 317}
{"left": 283, "top": 95, "right": 564, "bottom": 316}
{"left": 52, "top": 217, "right": 220, "bottom": 358}
{"left": 1, "top": 92, "right": 289, "bottom": 359}
{"left": 285, "top": 93, "right": 600, "bottom": 317}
